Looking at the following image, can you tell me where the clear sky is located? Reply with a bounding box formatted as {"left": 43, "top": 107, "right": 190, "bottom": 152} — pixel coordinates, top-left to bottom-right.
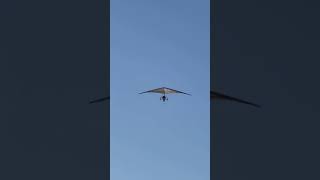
{"left": 110, "top": 0, "right": 210, "bottom": 180}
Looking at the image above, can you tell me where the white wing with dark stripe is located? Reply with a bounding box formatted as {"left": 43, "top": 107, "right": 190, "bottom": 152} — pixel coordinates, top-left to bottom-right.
{"left": 139, "top": 87, "right": 191, "bottom": 95}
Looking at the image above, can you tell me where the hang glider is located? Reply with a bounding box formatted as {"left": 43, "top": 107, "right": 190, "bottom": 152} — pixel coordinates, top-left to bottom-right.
{"left": 139, "top": 87, "right": 191, "bottom": 102}
{"left": 211, "top": 91, "right": 260, "bottom": 108}
{"left": 89, "top": 90, "right": 260, "bottom": 107}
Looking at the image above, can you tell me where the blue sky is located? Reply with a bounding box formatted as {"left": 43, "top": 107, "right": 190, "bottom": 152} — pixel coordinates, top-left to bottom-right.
{"left": 110, "top": 0, "right": 210, "bottom": 179}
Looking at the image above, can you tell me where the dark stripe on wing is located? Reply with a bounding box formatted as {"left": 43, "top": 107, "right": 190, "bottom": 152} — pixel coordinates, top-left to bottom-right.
{"left": 211, "top": 91, "right": 261, "bottom": 108}
{"left": 89, "top": 96, "right": 110, "bottom": 104}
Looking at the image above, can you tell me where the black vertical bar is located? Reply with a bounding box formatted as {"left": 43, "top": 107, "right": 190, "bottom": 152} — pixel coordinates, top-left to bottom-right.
{"left": 105, "top": 0, "right": 110, "bottom": 179}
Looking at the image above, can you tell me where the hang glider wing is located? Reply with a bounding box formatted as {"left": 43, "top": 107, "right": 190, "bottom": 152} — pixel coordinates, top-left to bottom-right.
{"left": 88, "top": 91, "right": 260, "bottom": 108}
{"left": 211, "top": 91, "right": 260, "bottom": 108}
{"left": 89, "top": 96, "right": 110, "bottom": 104}
{"left": 139, "top": 87, "right": 191, "bottom": 95}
